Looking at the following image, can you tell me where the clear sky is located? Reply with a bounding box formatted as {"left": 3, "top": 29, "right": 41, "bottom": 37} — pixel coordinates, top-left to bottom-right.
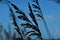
{"left": 0, "top": 0, "right": 60, "bottom": 39}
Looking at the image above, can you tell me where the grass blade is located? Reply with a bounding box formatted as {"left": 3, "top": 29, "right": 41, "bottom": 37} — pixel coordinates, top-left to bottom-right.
{"left": 8, "top": 1, "right": 20, "bottom": 11}
{"left": 28, "top": 2, "right": 38, "bottom": 27}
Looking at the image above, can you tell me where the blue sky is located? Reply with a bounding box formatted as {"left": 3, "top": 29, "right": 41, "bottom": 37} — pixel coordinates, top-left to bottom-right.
{"left": 0, "top": 0, "right": 60, "bottom": 39}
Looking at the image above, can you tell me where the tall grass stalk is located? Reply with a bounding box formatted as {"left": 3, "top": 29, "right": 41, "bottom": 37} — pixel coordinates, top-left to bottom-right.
{"left": 32, "top": 0, "right": 51, "bottom": 39}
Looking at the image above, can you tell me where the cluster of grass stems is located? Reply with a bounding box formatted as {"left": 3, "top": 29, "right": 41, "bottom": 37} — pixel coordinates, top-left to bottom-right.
{"left": 0, "top": 0, "right": 55, "bottom": 40}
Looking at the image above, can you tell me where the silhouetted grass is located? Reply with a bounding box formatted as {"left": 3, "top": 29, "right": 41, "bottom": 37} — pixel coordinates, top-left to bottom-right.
{"left": 8, "top": 1, "right": 32, "bottom": 40}
{"left": 28, "top": 2, "right": 43, "bottom": 40}
{"left": 8, "top": 1, "right": 32, "bottom": 23}
{"left": 32, "top": 0, "right": 52, "bottom": 39}
{"left": 7, "top": 0, "right": 44, "bottom": 40}
{"left": 0, "top": 0, "right": 52, "bottom": 40}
